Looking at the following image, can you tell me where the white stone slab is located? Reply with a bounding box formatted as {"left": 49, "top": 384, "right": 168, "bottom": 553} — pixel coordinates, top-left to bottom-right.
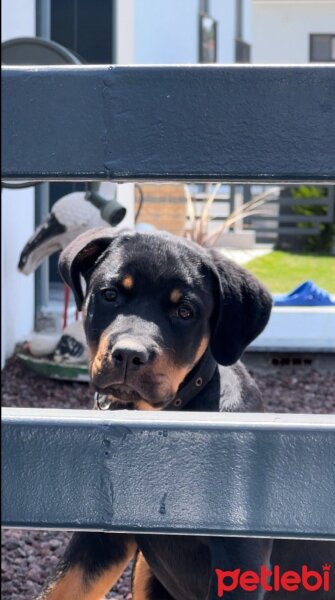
{"left": 249, "top": 306, "right": 335, "bottom": 352}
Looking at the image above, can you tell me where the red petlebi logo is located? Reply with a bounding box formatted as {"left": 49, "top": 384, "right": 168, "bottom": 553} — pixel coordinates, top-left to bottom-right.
{"left": 215, "top": 564, "right": 331, "bottom": 597}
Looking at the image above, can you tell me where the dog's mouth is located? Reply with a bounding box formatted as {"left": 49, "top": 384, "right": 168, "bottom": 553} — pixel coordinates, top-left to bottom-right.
{"left": 93, "top": 381, "right": 172, "bottom": 408}
{"left": 95, "top": 382, "right": 143, "bottom": 403}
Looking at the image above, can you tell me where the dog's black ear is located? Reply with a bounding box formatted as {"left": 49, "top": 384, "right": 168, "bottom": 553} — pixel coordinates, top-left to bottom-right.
{"left": 207, "top": 249, "right": 272, "bottom": 365}
{"left": 58, "top": 227, "right": 118, "bottom": 311}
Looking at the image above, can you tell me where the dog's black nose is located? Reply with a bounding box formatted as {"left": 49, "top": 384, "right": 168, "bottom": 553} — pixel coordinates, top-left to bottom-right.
{"left": 111, "top": 338, "right": 150, "bottom": 369}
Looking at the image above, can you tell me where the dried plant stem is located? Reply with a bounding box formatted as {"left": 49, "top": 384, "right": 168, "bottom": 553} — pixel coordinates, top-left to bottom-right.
{"left": 203, "top": 187, "right": 279, "bottom": 246}
{"left": 183, "top": 184, "right": 279, "bottom": 247}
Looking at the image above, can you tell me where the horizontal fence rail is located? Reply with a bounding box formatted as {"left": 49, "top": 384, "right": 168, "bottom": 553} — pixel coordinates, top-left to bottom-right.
{"left": 2, "top": 408, "right": 335, "bottom": 540}
{"left": 2, "top": 65, "right": 335, "bottom": 184}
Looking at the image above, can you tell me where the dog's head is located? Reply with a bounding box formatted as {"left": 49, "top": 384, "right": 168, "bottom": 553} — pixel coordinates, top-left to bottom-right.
{"left": 59, "top": 228, "right": 272, "bottom": 408}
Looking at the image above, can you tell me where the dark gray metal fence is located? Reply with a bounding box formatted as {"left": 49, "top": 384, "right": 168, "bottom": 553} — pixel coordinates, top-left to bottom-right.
{"left": 2, "top": 65, "right": 335, "bottom": 183}
{"left": 2, "top": 408, "right": 335, "bottom": 539}
{"left": 1, "top": 65, "right": 335, "bottom": 539}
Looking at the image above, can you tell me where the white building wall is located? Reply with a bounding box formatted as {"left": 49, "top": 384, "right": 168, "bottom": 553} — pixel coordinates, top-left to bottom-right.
{"left": 134, "top": 0, "right": 198, "bottom": 63}
{"left": 133, "top": 0, "right": 250, "bottom": 64}
{"left": 115, "top": 0, "right": 134, "bottom": 64}
{"left": 252, "top": 0, "right": 335, "bottom": 63}
{"left": 211, "top": 0, "right": 236, "bottom": 64}
{"left": 1, "top": 0, "right": 36, "bottom": 40}
{"left": 2, "top": 0, "right": 36, "bottom": 367}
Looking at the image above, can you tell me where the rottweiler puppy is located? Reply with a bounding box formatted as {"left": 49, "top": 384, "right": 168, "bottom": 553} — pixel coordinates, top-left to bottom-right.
{"left": 37, "top": 228, "right": 334, "bottom": 600}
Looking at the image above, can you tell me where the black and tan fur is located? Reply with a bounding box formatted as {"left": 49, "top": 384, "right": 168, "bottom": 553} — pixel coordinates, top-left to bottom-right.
{"left": 37, "top": 228, "right": 334, "bottom": 600}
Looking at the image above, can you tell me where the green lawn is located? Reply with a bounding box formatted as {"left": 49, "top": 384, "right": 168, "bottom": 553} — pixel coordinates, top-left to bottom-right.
{"left": 246, "top": 251, "right": 335, "bottom": 294}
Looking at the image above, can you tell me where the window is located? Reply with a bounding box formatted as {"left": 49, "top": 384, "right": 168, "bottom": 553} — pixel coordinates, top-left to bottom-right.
{"left": 51, "top": 0, "right": 115, "bottom": 64}
{"left": 310, "top": 34, "right": 335, "bottom": 62}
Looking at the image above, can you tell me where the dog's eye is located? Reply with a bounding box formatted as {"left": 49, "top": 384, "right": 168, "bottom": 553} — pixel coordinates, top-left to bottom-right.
{"left": 101, "top": 288, "right": 118, "bottom": 302}
{"left": 177, "top": 303, "right": 194, "bottom": 320}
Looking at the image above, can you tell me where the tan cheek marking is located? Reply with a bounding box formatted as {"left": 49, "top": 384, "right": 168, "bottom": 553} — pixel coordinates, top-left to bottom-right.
{"left": 132, "top": 552, "right": 154, "bottom": 600}
{"left": 40, "top": 542, "right": 137, "bottom": 600}
{"left": 122, "top": 275, "right": 134, "bottom": 290}
{"left": 87, "top": 341, "right": 98, "bottom": 363}
{"left": 136, "top": 400, "right": 162, "bottom": 411}
{"left": 194, "top": 335, "right": 210, "bottom": 363}
{"left": 154, "top": 336, "right": 210, "bottom": 397}
{"left": 170, "top": 365, "right": 191, "bottom": 393}
{"left": 170, "top": 289, "right": 182, "bottom": 303}
{"left": 90, "top": 334, "right": 111, "bottom": 379}
{"left": 154, "top": 354, "right": 191, "bottom": 395}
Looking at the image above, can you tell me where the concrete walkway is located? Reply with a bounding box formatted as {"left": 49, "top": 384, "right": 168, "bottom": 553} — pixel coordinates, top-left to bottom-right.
{"left": 217, "top": 247, "right": 273, "bottom": 266}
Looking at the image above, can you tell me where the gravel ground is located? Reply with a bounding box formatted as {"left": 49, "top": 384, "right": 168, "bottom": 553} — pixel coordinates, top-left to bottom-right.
{"left": 2, "top": 357, "right": 335, "bottom": 599}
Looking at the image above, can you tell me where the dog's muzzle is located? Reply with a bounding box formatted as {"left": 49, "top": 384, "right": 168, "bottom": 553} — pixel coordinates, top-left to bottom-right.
{"left": 94, "top": 348, "right": 217, "bottom": 412}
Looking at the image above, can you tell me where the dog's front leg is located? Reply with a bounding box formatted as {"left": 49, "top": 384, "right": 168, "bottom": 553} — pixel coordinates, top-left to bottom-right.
{"left": 36, "top": 532, "right": 137, "bottom": 600}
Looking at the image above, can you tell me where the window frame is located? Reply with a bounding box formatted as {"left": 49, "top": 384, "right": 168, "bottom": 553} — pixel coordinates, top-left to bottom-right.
{"left": 309, "top": 33, "right": 335, "bottom": 63}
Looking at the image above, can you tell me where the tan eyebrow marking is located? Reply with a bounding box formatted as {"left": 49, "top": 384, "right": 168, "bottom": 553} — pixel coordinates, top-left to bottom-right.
{"left": 122, "top": 275, "right": 134, "bottom": 289}
{"left": 170, "top": 289, "right": 182, "bottom": 303}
